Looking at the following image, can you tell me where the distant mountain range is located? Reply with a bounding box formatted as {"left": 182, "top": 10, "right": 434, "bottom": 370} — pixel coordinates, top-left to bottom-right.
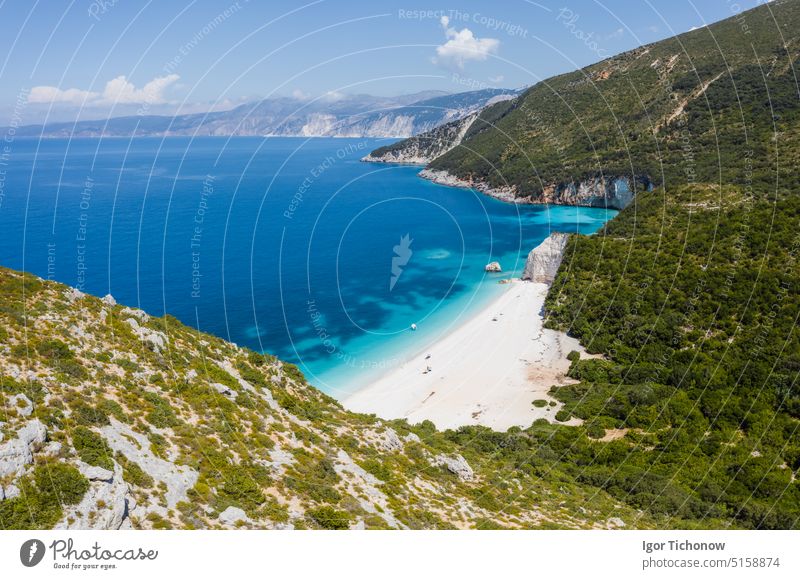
{"left": 10, "top": 88, "right": 519, "bottom": 139}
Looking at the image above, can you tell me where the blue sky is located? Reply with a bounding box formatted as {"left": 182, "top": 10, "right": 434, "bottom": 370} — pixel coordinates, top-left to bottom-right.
{"left": 0, "top": 0, "right": 771, "bottom": 123}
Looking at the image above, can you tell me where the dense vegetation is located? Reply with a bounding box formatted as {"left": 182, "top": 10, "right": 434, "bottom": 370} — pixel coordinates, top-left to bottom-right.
{"left": 427, "top": 0, "right": 800, "bottom": 199}
{"left": 540, "top": 185, "right": 800, "bottom": 528}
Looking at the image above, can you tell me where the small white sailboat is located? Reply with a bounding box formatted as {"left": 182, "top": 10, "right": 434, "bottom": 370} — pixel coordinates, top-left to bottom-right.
{"left": 410, "top": 323, "right": 417, "bottom": 331}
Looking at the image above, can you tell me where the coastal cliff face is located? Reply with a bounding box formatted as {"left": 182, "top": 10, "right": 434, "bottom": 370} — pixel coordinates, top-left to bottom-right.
{"left": 419, "top": 168, "right": 645, "bottom": 210}
{"left": 362, "top": 113, "right": 478, "bottom": 164}
{"left": 522, "top": 233, "right": 571, "bottom": 284}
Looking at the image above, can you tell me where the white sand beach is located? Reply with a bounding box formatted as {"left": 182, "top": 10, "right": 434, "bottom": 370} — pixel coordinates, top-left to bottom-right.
{"left": 342, "top": 279, "right": 585, "bottom": 431}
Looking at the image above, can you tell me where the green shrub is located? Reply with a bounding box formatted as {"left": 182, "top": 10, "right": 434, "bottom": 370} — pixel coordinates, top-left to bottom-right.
{"left": 143, "top": 392, "right": 179, "bottom": 428}
{"left": 306, "top": 506, "right": 350, "bottom": 530}
{"left": 115, "top": 452, "right": 153, "bottom": 488}
{"left": 219, "top": 471, "right": 266, "bottom": 512}
{"left": 555, "top": 410, "right": 571, "bottom": 423}
{"left": 72, "top": 402, "right": 110, "bottom": 426}
{"left": 0, "top": 462, "right": 88, "bottom": 529}
{"left": 72, "top": 426, "right": 114, "bottom": 470}
{"left": 532, "top": 399, "right": 548, "bottom": 408}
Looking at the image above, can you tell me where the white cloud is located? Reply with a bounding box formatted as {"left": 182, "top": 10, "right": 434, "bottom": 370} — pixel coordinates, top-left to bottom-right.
{"left": 433, "top": 16, "right": 499, "bottom": 70}
{"left": 488, "top": 75, "right": 504, "bottom": 83}
{"left": 291, "top": 89, "right": 310, "bottom": 100}
{"left": 101, "top": 74, "right": 179, "bottom": 105}
{"left": 606, "top": 28, "right": 624, "bottom": 39}
{"left": 28, "top": 74, "right": 180, "bottom": 106}
{"left": 28, "top": 86, "right": 98, "bottom": 105}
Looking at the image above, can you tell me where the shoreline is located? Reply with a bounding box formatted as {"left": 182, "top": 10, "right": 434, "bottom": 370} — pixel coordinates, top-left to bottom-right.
{"left": 342, "top": 278, "right": 584, "bottom": 431}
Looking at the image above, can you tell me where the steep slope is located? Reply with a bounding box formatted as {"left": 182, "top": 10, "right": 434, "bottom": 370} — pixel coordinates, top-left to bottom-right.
{"left": 362, "top": 112, "right": 479, "bottom": 164}
{"left": 12, "top": 88, "right": 517, "bottom": 139}
{"left": 545, "top": 184, "right": 800, "bottom": 529}
{"left": 373, "top": 0, "right": 800, "bottom": 207}
{"left": 0, "top": 266, "right": 650, "bottom": 530}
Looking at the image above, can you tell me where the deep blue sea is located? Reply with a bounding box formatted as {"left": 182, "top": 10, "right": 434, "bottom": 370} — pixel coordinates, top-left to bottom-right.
{"left": 0, "top": 137, "right": 615, "bottom": 396}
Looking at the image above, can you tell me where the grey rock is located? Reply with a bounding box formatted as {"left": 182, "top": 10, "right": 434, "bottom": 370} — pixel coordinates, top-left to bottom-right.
{"left": 123, "top": 318, "right": 167, "bottom": 353}
{"left": 0, "top": 419, "right": 47, "bottom": 478}
{"left": 607, "top": 517, "right": 626, "bottom": 529}
{"left": 219, "top": 506, "right": 249, "bottom": 526}
{"left": 404, "top": 432, "right": 421, "bottom": 444}
{"left": 267, "top": 447, "right": 294, "bottom": 474}
{"left": 120, "top": 307, "right": 150, "bottom": 323}
{"left": 7, "top": 393, "right": 33, "bottom": 417}
{"left": 377, "top": 428, "right": 404, "bottom": 452}
{"left": 65, "top": 287, "right": 85, "bottom": 303}
{"left": 521, "top": 233, "right": 570, "bottom": 284}
{"left": 100, "top": 418, "right": 198, "bottom": 508}
{"left": 101, "top": 294, "right": 117, "bottom": 306}
{"left": 1, "top": 484, "right": 20, "bottom": 501}
{"left": 432, "top": 453, "right": 474, "bottom": 481}
{"left": 42, "top": 441, "right": 63, "bottom": 456}
{"left": 212, "top": 382, "right": 237, "bottom": 400}
{"left": 78, "top": 462, "right": 114, "bottom": 482}
{"left": 56, "top": 463, "right": 131, "bottom": 530}
{"left": 484, "top": 261, "right": 502, "bottom": 273}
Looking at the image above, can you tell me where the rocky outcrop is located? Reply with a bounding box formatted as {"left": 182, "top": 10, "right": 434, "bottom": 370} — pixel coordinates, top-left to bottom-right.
{"left": 6, "top": 393, "right": 33, "bottom": 417}
{"left": 538, "top": 176, "right": 646, "bottom": 210}
{"left": 420, "top": 169, "right": 647, "bottom": 210}
{"left": 484, "top": 262, "right": 502, "bottom": 272}
{"left": 123, "top": 317, "right": 167, "bottom": 353}
{"left": 522, "top": 233, "right": 571, "bottom": 284}
{"left": 420, "top": 169, "right": 521, "bottom": 203}
{"left": 219, "top": 506, "right": 250, "bottom": 527}
{"left": 100, "top": 418, "right": 198, "bottom": 509}
{"left": 363, "top": 113, "right": 478, "bottom": 164}
{"left": 431, "top": 454, "right": 474, "bottom": 481}
{"left": 0, "top": 419, "right": 47, "bottom": 478}
{"left": 56, "top": 463, "right": 133, "bottom": 530}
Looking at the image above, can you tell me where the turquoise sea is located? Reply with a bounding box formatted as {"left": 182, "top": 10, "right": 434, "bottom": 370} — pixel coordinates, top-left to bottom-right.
{"left": 0, "top": 137, "right": 615, "bottom": 396}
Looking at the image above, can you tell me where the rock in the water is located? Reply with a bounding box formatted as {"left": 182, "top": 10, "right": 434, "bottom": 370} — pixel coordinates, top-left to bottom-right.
{"left": 521, "top": 233, "right": 570, "bottom": 284}
{"left": 432, "top": 453, "right": 474, "bottom": 481}
{"left": 484, "top": 261, "right": 502, "bottom": 272}
{"left": 219, "top": 506, "right": 249, "bottom": 526}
